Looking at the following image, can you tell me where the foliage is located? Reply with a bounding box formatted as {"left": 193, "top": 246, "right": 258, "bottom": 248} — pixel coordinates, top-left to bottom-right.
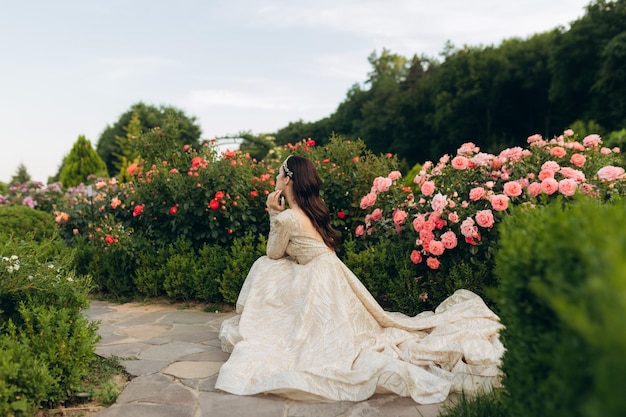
{"left": 0, "top": 181, "right": 65, "bottom": 213}
{"left": 218, "top": 233, "right": 266, "bottom": 304}
{"left": 496, "top": 196, "right": 626, "bottom": 417}
{"left": 0, "top": 232, "right": 99, "bottom": 413}
{"left": 58, "top": 135, "right": 109, "bottom": 188}
{"left": 0, "top": 334, "right": 55, "bottom": 416}
{"left": 0, "top": 205, "right": 58, "bottom": 242}
{"left": 354, "top": 131, "right": 625, "bottom": 312}
{"left": 10, "top": 163, "right": 31, "bottom": 185}
{"left": 275, "top": 2, "right": 626, "bottom": 168}
{"left": 96, "top": 102, "right": 202, "bottom": 177}
{"left": 439, "top": 390, "right": 507, "bottom": 417}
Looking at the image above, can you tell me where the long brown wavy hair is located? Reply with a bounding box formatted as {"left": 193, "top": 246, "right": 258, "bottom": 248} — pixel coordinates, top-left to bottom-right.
{"left": 284, "top": 155, "right": 341, "bottom": 251}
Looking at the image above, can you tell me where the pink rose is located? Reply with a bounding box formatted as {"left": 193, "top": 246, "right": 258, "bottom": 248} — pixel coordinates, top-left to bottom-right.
{"left": 597, "top": 166, "right": 625, "bottom": 181}
{"left": 359, "top": 192, "right": 377, "bottom": 209}
{"left": 527, "top": 134, "right": 542, "bottom": 143}
{"left": 538, "top": 169, "right": 555, "bottom": 181}
{"left": 457, "top": 142, "right": 479, "bottom": 155}
{"left": 355, "top": 225, "right": 364, "bottom": 237}
{"left": 475, "top": 209, "right": 495, "bottom": 228}
{"left": 431, "top": 193, "right": 448, "bottom": 213}
{"left": 393, "top": 209, "right": 407, "bottom": 225}
{"left": 469, "top": 187, "right": 486, "bottom": 201}
{"left": 503, "top": 181, "right": 523, "bottom": 197}
{"left": 412, "top": 214, "right": 426, "bottom": 232}
{"left": 583, "top": 134, "right": 601, "bottom": 147}
{"left": 426, "top": 257, "right": 440, "bottom": 270}
{"left": 558, "top": 179, "right": 578, "bottom": 196}
{"left": 372, "top": 176, "right": 393, "bottom": 193}
{"left": 410, "top": 250, "right": 422, "bottom": 264}
{"left": 490, "top": 194, "right": 509, "bottom": 211}
{"left": 419, "top": 229, "right": 434, "bottom": 243}
{"left": 448, "top": 211, "right": 459, "bottom": 223}
{"left": 541, "top": 178, "right": 559, "bottom": 195}
{"left": 388, "top": 171, "right": 402, "bottom": 180}
{"left": 420, "top": 181, "right": 435, "bottom": 196}
{"left": 564, "top": 129, "right": 574, "bottom": 137}
{"left": 460, "top": 217, "right": 477, "bottom": 238}
{"left": 429, "top": 240, "right": 445, "bottom": 256}
{"left": 560, "top": 167, "right": 586, "bottom": 182}
{"left": 527, "top": 182, "right": 542, "bottom": 198}
{"left": 550, "top": 146, "right": 567, "bottom": 158}
{"left": 541, "top": 161, "right": 560, "bottom": 172}
{"left": 601, "top": 147, "right": 612, "bottom": 155}
{"left": 570, "top": 153, "right": 586, "bottom": 167}
{"left": 440, "top": 231, "right": 458, "bottom": 249}
{"left": 370, "top": 208, "right": 383, "bottom": 221}
{"left": 451, "top": 156, "right": 469, "bottom": 170}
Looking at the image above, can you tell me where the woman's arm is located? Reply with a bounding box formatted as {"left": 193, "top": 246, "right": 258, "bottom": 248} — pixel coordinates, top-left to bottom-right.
{"left": 266, "top": 209, "right": 290, "bottom": 259}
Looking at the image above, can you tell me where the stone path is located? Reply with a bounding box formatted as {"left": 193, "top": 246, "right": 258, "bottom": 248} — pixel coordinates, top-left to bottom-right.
{"left": 84, "top": 300, "right": 457, "bottom": 417}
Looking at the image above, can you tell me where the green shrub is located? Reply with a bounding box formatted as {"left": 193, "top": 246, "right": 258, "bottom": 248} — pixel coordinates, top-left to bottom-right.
{"left": 6, "top": 304, "right": 99, "bottom": 404}
{"left": 0, "top": 334, "right": 55, "bottom": 416}
{"left": 496, "top": 196, "right": 626, "bottom": 417}
{"left": 195, "top": 242, "right": 228, "bottom": 302}
{"left": 219, "top": 233, "right": 266, "bottom": 303}
{"left": 0, "top": 205, "right": 57, "bottom": 242}
{"left": 439, "top": 390, "right": 507, "bottom": 417}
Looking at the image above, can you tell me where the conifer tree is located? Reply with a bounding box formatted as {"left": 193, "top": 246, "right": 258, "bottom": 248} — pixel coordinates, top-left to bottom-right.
{"left": 58, "top": 135, "right": 109, "bottom": 188}
{"left": 115, "top": 111, "right": 143, "bottom": 183}
{"left": 10, "top": 163, "right": 31, "bottom": 184}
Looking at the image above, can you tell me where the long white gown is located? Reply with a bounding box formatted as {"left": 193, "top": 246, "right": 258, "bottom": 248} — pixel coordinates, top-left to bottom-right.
{"left": 216, "top": 209, "right": 504, "bottom": 404}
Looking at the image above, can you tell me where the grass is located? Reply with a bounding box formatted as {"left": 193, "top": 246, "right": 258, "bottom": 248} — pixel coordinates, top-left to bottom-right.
{"left": 37, "top": 354, "right": 129, "bottom": 416}
{"left": 439, "top": 389, "right": 508, "bottom": 417}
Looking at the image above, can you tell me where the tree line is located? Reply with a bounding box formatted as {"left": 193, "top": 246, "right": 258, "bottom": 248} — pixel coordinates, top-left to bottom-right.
{"left": 273, "top": 0, "right": 626, "bottom": 167}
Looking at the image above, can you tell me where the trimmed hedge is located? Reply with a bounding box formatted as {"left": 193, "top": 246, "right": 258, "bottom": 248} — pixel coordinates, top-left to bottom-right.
{"left": 495, "top": 196, "right": 626, "bottom": 417}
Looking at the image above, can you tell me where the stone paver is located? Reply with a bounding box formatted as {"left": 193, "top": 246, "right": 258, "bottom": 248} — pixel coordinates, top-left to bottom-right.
{"left": 85, "top": 300, "right": 457, "bottom": 417}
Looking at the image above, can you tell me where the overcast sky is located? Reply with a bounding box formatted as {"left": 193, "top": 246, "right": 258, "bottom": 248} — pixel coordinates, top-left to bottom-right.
{"left": 0, "top": 0, "right": 592, "bottom": 183}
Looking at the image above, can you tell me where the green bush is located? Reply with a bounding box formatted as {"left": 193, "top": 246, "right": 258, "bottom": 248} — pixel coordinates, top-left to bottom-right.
{"left": 0, "top": 232, "right": 99, "bottom": 412}
{"left": 195, "top": 242, "right": 229, "bottom": 302}
{"left": 0, "top": 205, "right": 58, "bottom": 242}
{"left": 219, "top": 233, "right": 266, "bottom": 303}
{"left": 496, "top": 196, "right": 626, "bottom": 417}
{"left": 5, "top": 304, "right": 99, "bottom": 404}
{"left": 0, "top": 335, "right": 55, "bottom": 416}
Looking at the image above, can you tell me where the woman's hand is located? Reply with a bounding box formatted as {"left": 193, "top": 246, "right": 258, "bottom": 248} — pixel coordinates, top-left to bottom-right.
{"left": 266, "top": 190, "right": 285, "bottom": 211}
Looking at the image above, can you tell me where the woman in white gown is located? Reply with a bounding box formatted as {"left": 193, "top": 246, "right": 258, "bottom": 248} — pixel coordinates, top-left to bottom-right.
{"left": 216, "top": 155, "right": 504, "bottom": 404}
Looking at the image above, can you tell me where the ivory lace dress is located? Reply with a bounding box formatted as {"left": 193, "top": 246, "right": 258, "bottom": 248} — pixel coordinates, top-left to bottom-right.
{"left": 216, "top": 209, "right": 504, "bottom": 404}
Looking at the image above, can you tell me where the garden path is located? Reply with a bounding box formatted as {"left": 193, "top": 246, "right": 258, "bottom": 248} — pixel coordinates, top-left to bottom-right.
{"left": 84, "top": 300, "right": 456, "bottom": 417}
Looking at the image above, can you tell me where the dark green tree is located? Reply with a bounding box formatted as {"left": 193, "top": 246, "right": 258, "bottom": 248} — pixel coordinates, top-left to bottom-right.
{"left": 58, "top": 135, "right": 109, "bottom": 188}
{"left": 549, "top": 0, "right": 626, "bottom": 131}
{"left": 96, "top": 102, "right": 202, "bottom": 177}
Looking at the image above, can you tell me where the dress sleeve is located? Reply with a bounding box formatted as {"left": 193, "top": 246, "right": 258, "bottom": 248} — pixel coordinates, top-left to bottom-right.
{"left": 266, "top": 209, "right": 292, "bottom": 259}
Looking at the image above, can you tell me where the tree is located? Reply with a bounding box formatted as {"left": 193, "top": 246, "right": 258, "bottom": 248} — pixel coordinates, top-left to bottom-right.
{"left": 115, "top": 111, "right": 143, "bottom": 183}
{"left": 58, "top": 135, "right": 109, "bottom": 188}
{"left": 9, "top": 163, "right": 31, "bottom": 184}
{"left": 97, "top": 102, "right": 202, "bottom": 177}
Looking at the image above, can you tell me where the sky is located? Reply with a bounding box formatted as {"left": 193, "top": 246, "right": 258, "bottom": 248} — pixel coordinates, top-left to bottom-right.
{"left": 0, "top": 0, "right": 593, "bottom": 184}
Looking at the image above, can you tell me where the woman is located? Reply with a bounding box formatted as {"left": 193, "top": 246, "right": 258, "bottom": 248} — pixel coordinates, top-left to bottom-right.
{"left": 216, "top": 155, "right": 503, "bottom": 404}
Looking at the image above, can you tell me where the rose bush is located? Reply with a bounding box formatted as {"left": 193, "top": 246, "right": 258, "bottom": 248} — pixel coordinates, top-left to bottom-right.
{"left": 355, "top": 130, "right": 625, "bottom": 311}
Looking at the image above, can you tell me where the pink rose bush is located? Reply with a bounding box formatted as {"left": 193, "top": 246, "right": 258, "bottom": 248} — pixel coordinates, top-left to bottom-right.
{"left": 356, "top": 132, "right": 625, "bottom": 305}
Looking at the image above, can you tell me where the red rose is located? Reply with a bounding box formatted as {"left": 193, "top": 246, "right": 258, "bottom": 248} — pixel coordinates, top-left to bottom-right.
{"left": 337, "top": 211, "right": 345, "bottom": 219}
{"left": 133, "top": 204, "right": 145, "bottom": 217}
{"left": 215, "top": 191, "right": 225, "bottom": 200}
{"left": 105, "top": 235, "right": 114, "bottom": 245}
{"left": 169, "top": 206, "right": 177, "bottom": 215}
{"left": 306, "top": 139, "right": 316, "bottom": 146}
{"left": 250, "top": 190, "right": 259, "bottom": 198}
{"left": 209, "top": 199, "right": 219, "bottom": 210}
